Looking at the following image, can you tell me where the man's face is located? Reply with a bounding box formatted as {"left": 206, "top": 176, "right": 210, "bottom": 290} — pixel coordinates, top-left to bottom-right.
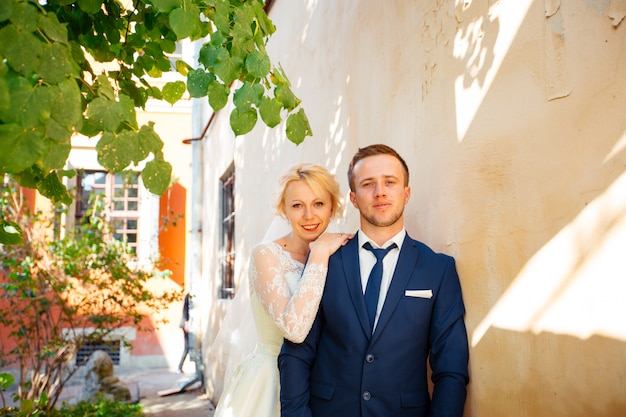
{"left": 349, "top": 154, "right": 410, "bottom": 232}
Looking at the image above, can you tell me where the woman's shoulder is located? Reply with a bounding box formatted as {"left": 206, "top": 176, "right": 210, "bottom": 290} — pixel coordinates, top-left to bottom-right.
{"left": 251, "top": 240, "right": 284, "bottom": 258}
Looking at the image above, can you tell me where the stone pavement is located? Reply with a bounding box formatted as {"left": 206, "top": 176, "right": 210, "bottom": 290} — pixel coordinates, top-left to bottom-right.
{"left": 118, "top": 368, "right": 215, "bottom": 417}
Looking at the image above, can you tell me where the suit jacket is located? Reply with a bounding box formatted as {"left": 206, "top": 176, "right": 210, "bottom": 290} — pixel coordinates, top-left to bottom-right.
{"left": 279, "top": 233, "right": 469, "bottom": 417}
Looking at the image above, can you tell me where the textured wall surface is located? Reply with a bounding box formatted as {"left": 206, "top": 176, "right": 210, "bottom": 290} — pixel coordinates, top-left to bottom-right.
{"left": 200, "top": 1, "right": 626, "bottom": 415}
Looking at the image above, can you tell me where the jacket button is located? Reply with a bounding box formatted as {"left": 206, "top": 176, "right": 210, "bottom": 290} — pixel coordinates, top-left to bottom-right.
{"left": 362, "top": 391, "right": 371, "bottom": 401}
{"left": 365, "top": 354, "right": 374, "bottom": 363}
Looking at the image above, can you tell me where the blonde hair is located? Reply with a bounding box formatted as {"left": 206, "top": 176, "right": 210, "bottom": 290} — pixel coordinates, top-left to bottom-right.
{"left": 274, "top": 163, "right": 343, "bottom": 218}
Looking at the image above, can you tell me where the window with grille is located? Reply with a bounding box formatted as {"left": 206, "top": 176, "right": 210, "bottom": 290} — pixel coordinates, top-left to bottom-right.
{"left": 219, "top": 166, "right": 235, "bottom": 299}
{"left": 76, "top": 340, "right": 121, "bottom": 366}
{"left": 76, "top": 170, "right": 141, "bottom": 254}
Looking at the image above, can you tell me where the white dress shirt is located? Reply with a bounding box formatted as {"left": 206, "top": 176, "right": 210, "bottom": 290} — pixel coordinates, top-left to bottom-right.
{"left": 357, "top": 229, "right": 406, "bottom": 331}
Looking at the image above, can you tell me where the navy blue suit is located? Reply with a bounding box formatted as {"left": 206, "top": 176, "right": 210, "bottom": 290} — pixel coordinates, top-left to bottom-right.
{"left": 279, "top": 233, "right": 469, "bottom": 417}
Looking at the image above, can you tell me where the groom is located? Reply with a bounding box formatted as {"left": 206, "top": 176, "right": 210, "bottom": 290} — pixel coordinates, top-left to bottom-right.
{"left": 279, "top": 144, "right": 469, "bottom": 417}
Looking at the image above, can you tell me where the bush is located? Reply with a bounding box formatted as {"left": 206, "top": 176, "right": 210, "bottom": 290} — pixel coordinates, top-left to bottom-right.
{"left": 0, "top": 176, "right": 180, "bottom": 412}
{"left": 0, "top": 395, "right": 144, "bottom": 416}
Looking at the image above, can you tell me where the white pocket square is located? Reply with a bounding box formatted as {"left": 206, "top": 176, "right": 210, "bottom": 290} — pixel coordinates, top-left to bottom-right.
{"left": 405, "top": 289, "right": 433, "bottom": 299}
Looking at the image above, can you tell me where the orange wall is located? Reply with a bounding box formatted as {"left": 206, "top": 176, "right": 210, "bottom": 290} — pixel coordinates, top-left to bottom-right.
{"left": 21, "top": 188, "right": 36, "bottom": 214}
{"left": 158, "top": 183, "right": 187, "bottom": 287}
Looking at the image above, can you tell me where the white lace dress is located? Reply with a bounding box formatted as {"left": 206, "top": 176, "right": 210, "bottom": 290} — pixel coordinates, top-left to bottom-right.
{"left": 213, "top": 241, "right": 327, "bottom": 417}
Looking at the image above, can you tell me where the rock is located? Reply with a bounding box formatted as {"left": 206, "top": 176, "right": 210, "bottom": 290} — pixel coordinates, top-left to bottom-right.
{"left": 79, "top": 350, "right": 131, "bottom": 402}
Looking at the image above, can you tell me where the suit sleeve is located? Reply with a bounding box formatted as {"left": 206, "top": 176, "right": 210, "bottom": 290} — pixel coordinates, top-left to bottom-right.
{"left": 428, "top": 256, "right": 470, "bottom": 417}
{"left": 278, "top": 307, "right": 324, "bottom": 417}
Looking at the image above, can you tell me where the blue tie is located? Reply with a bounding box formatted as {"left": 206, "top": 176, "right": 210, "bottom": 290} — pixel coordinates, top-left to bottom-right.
{"left": 363, "top": 242, "right": 397, "bottom": 331}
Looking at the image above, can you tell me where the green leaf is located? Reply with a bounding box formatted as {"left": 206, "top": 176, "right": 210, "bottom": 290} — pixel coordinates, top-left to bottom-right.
{"left": 2, "top": 76, "right": 31, "bottom": 125}
{"left": 169, "top": 6, "right": 199, "bottom": 39}
{"left": 259, "top": 96, "right": 282, "bottom": 128}
{"left": 44, "top": 118, "right": 71, "bottom": 142}
{"left": 275, "top": 84, "right": 299, "bottom": 111}
{"left": 233, "top": 82, "right": 263, "bottom": 109}
{"left": 38, "top": 12, "right": 68, "bottom": 43}
{"left": 87, "top": 95, "right": 137, "bottom": 132}
{"left": 77, "top": 0, "right": 103, "bottom": 15}
{"left": 253, "top": 1, "right": 276, "bottom": 36}
{"left": 271, "top": 63, "right": 290, "bottom": 86}
{"left": 245, "top": 50, "right": 271, "bottom": 79}
{"left": 87, "top": 97, "right": 122, "bottom": 132}
{"left": 11, "top": 1, "right": 39, "bottom": 32}
{"left": 79, "top": 118, "right": 103, "bottom": 138}
{"left": 41, "top": 138, "right": 71, "bottom": 170}
{"left": 232, "top": 6, "right": 254, "bottom": 40}
{"left": 138, "top": 123, "right": 164, "bottom": 157}
{"left": 143, "top": 42, "right": 163, "bottom": 59}
{"left": 198, "top": 42, "right": 218, "bottom": 69}
{"left": 286, "top": 108, "right": 312, "bottom": 145}
{"left": 39, "top": 43, "right": 77, "bottom": 84}
{"left": 209, "top": 30, "right": 226, "bottom": 48}
{"left": 118, "top": 94, "right": 138, "bottom": 129}
{"left": 119, "top": 129, "right": 146, "bottom": 165}
{"left": 0, "top": 220, "right": 23, "bottom": 245}
{"left": 53, "top": 78, "right": 83, "bottom": 129}
{"left": 160, "top": 38, "right": 177, "bottom": 54}
{"left": 214, "top": 48, "right": 243, "bottom": 84}
{"left": 22, "top": 85, "right": 55, "bottom": 129}
{"left": 0, "top": 25, "right": 43, "bottom": 75}
{"left": 0, "top": 124, "right": 45, "bottom": 173}
{"left": 230, "top": 107, "right": 258, "bottom": 136}
{"left": 0, "top": 0, "right": 14, "bottom": 23}
{"left": 207, "top": 80, "right": 230, "bottom": 111}
{"left": 39, "top": 171, "right": 72, "bottom": 205}
{"left": 96, "top": 131, "right": 132, "bottom": 173}
{"left": 211, "top": 0, "right": 231, "bottom": 34}
{"left": 0, "top": 77, "right": 9, "bottom": 116}
{"left": 175, "top": 60, "right": 190, "bottom": 76}
{"left": 230, "top": 37, "right": 256, "bottom": 66}
{"left": 95, "top": 74, "right": 116, "bottom": 100}
{"left": 13, "top": 164, "right": 44, "bottom": 189}
{"left": 142, "top": 159, "right": 172, "bottom": 196}
{"left": 151, "top": 0, "right": 181, "bottom": 13}
{"left": 162, "top": 81, "right": 186, "bottom": 105}
{"left": 187, "top": 69, "right": 215, "bottom": 98}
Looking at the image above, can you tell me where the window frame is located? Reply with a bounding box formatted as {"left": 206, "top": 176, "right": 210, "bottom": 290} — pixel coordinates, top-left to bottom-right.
{"left": 219, "top": 165, "right": 235, "bottom": 299}
{"left": 75, "top": 170, "right": 141, "bottom": 254}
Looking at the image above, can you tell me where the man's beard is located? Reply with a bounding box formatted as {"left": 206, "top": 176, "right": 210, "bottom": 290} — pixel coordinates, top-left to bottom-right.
{"left": 362, "top": 206, "right": 404, "bottom": 228}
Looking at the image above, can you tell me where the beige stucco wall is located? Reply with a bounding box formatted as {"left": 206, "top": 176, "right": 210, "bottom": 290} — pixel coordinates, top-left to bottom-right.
{"left": 199, "top": 0, "right": 626, "bottom": 415}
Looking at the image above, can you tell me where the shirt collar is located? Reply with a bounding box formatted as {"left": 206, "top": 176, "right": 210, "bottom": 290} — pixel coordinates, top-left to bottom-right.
{"left": 357, "top": 229, "right": 406, "bottom": 251}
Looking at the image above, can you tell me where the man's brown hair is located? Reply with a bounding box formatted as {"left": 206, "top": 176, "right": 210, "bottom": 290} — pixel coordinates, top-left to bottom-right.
{"left": 347, "top": 144, "right": 410, "bottom": 191}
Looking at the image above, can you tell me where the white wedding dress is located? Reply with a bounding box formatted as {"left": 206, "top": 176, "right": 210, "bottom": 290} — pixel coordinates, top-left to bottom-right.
{"left": 213, "top": 241, "right": 327, "bottom": 417}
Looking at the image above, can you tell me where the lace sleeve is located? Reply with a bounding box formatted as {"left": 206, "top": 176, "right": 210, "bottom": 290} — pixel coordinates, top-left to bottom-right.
{"left": 250, "top": 243, "right": 328, "bottom": 343}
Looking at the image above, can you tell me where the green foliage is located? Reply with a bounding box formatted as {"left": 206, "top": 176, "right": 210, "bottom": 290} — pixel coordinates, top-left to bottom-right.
{"left": 0, "top": 393, "right": 144, "bottom": 416}
{"left": 54, "top": 395, "right": 144, "bottom": 417}
{"left": 0, "top": 372, "right": 15, "bottom": 409}
{"left": 0, "top": 178, "right": 180, "bottom": 413}
{"left": 0, "top": 0, "right": 312, "bottom": 244}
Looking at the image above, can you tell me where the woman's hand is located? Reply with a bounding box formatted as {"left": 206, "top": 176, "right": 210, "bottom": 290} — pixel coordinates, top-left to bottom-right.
{"left": 309, "top": 232, "right": 354, "bottom": 258}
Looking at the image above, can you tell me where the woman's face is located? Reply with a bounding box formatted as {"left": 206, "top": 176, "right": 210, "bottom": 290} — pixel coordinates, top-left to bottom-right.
{"left": 283, "top": 180, "right": 333, "bottom": 243}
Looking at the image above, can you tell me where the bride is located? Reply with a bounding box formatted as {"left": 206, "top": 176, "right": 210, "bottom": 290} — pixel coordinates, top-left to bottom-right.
{"left": 213, "top": 163, "right": 352, "bottom": 417}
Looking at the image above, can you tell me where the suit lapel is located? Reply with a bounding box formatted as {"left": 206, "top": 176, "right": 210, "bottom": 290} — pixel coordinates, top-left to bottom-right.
{"left": 372, "top": 235, "right": 420, "bottom": 341}
{"left": 341, "top": 237, "right": 372, "bottom": 339}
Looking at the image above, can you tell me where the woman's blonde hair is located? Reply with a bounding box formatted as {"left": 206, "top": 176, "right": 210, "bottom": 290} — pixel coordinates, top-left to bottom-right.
{"left": 274, "top": 163, "right": 343, "bottom": 218}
